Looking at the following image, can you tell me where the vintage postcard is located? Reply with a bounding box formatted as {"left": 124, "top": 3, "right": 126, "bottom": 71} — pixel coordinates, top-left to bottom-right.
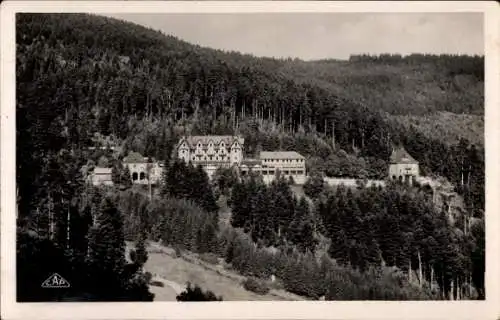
{"left": 1, "top": 1, "right": 499, "bottom": 320}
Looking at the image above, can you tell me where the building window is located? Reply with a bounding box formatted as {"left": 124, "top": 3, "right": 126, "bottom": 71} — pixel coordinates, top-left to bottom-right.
{"left": 297, "top": 170, "right": 303, "bottom": 175}
{"left": 262, "top": 170, "right": 268, "bottom": 175}
{"left": 132, "top": 172, "right": 138, "bottom": 181}
{"left": 140, "top": 172, "right": 146, "bottom": 180}
{"left": 284, "top": 170, "right": 289, "bottom": 175}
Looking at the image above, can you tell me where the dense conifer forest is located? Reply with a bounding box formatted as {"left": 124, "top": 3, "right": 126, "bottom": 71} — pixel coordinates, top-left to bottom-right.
{"left": 16, "top": 13, "right": 484, "bottom": 301}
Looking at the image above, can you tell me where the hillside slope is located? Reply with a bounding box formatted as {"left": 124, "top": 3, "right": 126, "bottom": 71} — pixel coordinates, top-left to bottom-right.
{"left": 16, "top": 13, "right": 484, "bottom": 213}
{"left": 278, "top": 56, "right": 484, "bottom": 116}
{"left": 126, "top": 242, "right": 305, "bottom": 301}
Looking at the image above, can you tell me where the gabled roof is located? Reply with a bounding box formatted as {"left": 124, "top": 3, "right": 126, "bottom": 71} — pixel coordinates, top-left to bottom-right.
{"left": 390, "top": 147, "right": 418, "bottom": 164}
{"left": 123, "top": 152, "right": 146, "bottom": 163}
{"left": 260, "top": 151, "right": 305, "bottom": 160}
{"left": 93, "top": 167, "right": 112, "bottom": 175}
{"left": 179, "top": 136, "right": 244, "bottom": 148}
{"left": 241, "top": 158, "right": 262, "bottom": 166}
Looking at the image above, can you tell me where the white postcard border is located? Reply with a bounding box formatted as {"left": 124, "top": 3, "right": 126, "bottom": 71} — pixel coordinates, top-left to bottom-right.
{"left": 1, "top": 2, "right": 499, "bottom": 320}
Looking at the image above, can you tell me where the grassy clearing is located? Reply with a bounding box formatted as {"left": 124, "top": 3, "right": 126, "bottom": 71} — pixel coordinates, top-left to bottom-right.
{"left": 126, "top": 241, "right": 305, "bottom": 301}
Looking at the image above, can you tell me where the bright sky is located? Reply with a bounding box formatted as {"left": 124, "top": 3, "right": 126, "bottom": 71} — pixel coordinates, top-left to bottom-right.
{"left": 106, "top": 13, "right": 483, "bottom": 60}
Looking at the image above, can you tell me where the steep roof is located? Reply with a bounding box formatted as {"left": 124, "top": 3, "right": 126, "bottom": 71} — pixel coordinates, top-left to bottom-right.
{"left": 123, "top": 152, "right": 146, "bottom": 163}
{"left": 180, "top": 135, "right": 244, "bottom": 148}
{"left": 93, "top": 167, "right": 112, "bottom": 175}
{"left": 390, "top": 147, "right": 418, "bottom": 164}
{"left": 241, "top": 158, "right": 262, "bottom": 166}
{"left": 260, "top": 151, "right": 305, "bottom": 160}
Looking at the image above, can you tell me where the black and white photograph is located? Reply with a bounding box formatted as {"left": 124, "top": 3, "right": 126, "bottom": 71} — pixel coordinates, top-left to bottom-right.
{"left": 1, "top": 1, "right": 499, "bottom": 320}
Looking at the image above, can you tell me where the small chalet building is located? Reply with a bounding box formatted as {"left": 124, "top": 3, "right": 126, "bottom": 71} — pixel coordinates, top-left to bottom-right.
{"left": 176, "top": 135, "right": 244, "bottom": 179}
{"left": 90, "top": 167, "right": 113, "bottom": 186}
{"left": 389, "top": 147, "right": 419, "bottom": 185}
{"left": 123, "top": 152, "right": 164, "bottom": 185}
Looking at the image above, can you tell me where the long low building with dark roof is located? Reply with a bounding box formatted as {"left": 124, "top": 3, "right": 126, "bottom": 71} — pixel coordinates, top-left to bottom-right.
{"left": 223, "top": 151, "right": 307, "bottom": 185}
{"left": 259, "top": 151, "right": 306, "bottom": 184}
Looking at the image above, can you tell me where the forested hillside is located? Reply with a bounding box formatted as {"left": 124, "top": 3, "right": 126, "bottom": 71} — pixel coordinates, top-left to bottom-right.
{"left": 279, "top": 54, "right": 484, "bottom": 116}
{"left": 16, "top": 13, "right": 484, "bottom": 301}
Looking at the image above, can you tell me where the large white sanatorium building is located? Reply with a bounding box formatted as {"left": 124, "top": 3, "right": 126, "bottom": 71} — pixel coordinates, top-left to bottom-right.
{"left": 176, "top": 135, "right": 245, "bottom": 179}
{"left": 176, "top": 135, "right": 306, "bottom": 184}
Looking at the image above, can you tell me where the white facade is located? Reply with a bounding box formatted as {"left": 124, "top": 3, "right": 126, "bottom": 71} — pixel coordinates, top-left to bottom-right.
{"left": 388, "top": 147, "right": 419, "bottom": 185}
{"left": 125, "top": 162, "right": 164, "bottom": 185}
{"left": 175, "top": 137, "right": 306, "bottom": 185}
{"left": 123, "top": 152, "right": 164, "bottom": 185}
{"left": 258, "top": 151, "right": 307, "bottom": 185}
{"left": 91, "top": 167, "right": 113, "bottom": 186}
{"left": 177, "top": 135, "right": 244, "bottom": 179}
{"left": 389, "top": 163, "right": 419, "bottom": 181}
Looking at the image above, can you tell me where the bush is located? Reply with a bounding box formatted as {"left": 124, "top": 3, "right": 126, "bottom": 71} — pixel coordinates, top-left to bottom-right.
{"left": 150, "top": 280, "right": 164, "bottom": 287}
{"left": 268, "top": 277, "right": 285, "bottom": 291}
{"left": 144, "top": 271, "right": 152, "bottom": 284}
{"left": 199, "top": 252, "right": 219, "bottom": 265}
{"left": 176, "top": 283, "right": 223, "bottom": 301}
{"left": 174, "top": 246, "right": 182, "bottom": 258}
{"left": 242, "top": 277, "right": 270, "bottom": 295}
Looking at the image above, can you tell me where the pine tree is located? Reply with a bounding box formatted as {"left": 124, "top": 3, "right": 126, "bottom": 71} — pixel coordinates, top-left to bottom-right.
{"left": 134, "top": 232, "right": 148, "bottom": 269}
{"left": 230, "top": 181, "right": 250, "bottom": 229}
{"left": 121, "top": 166, "right": 133, "bottom": 188}
{"left": 86, "top": 197, "right": 127, "bottom": 299}
{"left": 111, "top": 162, "right": 123, "bottom": 185}
{"left": 303, "top": 173, "right": 326, "bottom": 200}
{"left": 194, "top": 165, "right": 219, "bottom": 213}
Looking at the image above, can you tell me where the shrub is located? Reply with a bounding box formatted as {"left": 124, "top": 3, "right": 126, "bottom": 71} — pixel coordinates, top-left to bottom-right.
{"left": 176, "top": 283, "right": 223, "bottom": 301}
{"left": 174, "top": 246, "right": 182, "bottom": 258}
{"left": 242, "top": 277, "right": 270, "bottom": 295}
{"left": 150, "top": 280, "right": 164, "bottom": 287}
{"left": 268, "top": 277, "right": 285, "bottom": 291}
{"left": 144, "top": 271, "right": 152, "bottom": 284}
{"left": 199, "top": 252, "right": 219, "bottom": 265}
